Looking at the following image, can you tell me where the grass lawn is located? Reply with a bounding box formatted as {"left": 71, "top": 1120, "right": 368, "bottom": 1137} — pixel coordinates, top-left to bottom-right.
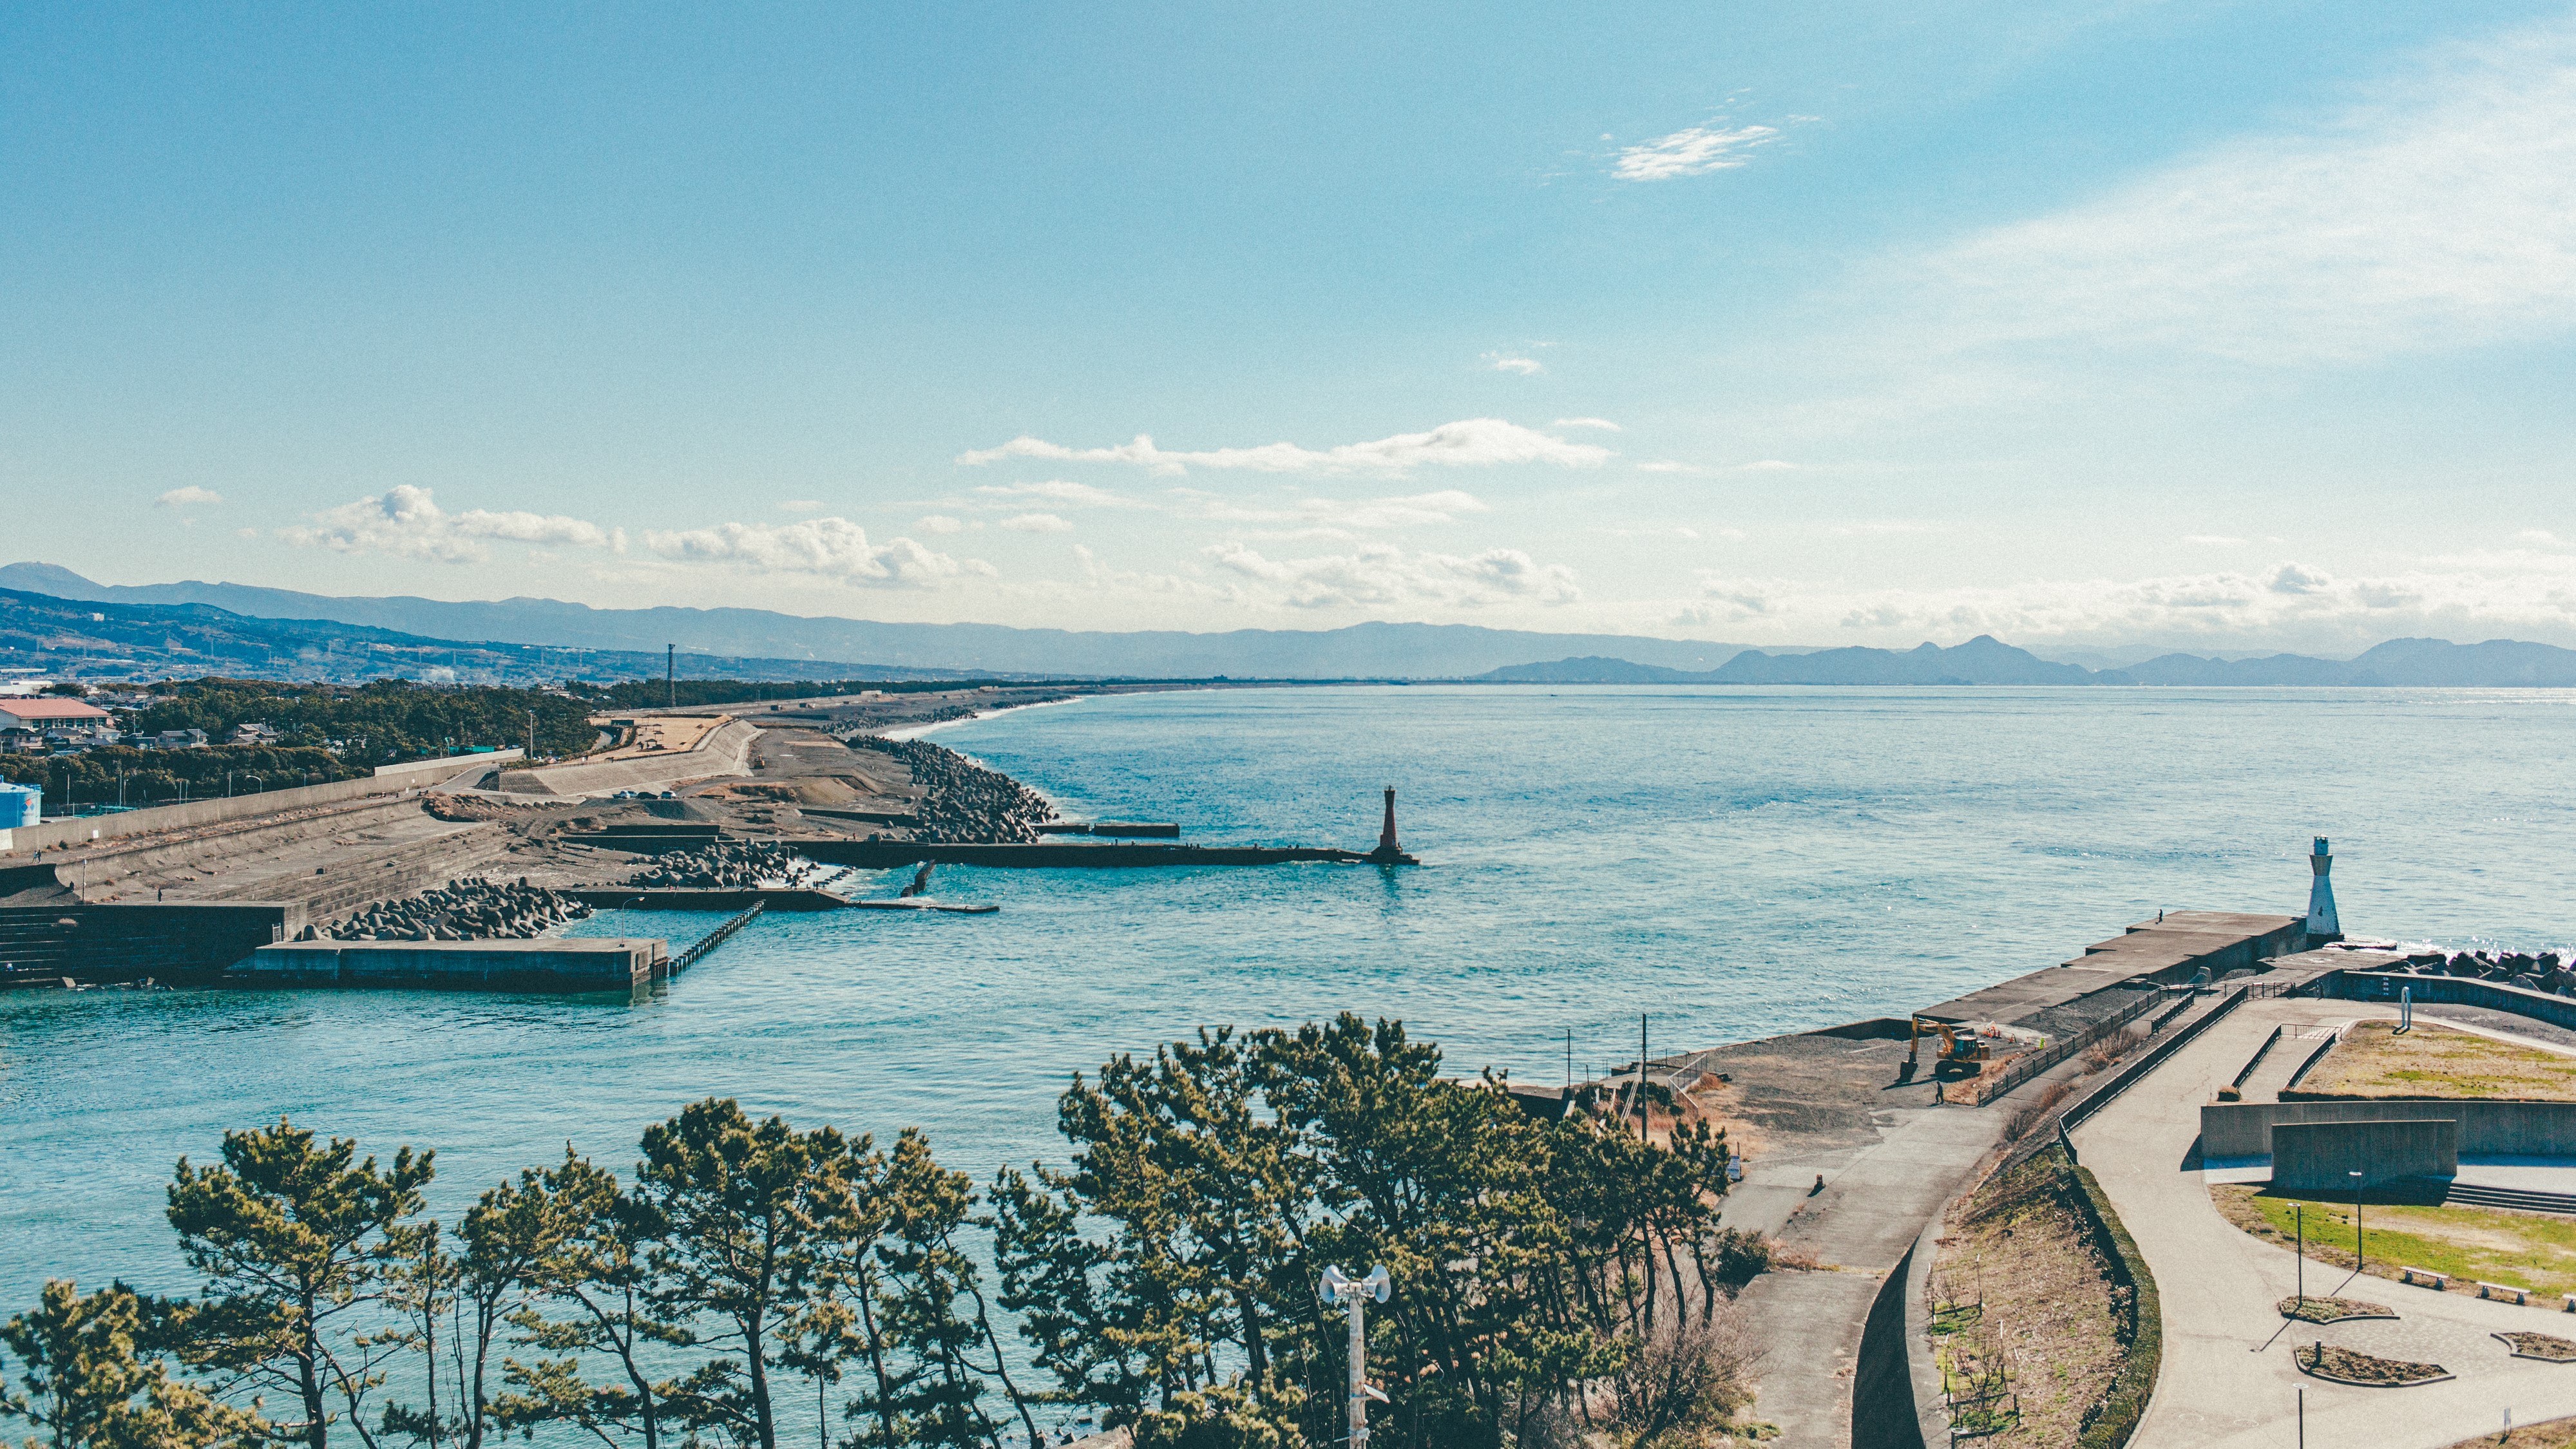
{"left": 2213, "top": 1183, "right": 2576, "bottom": 1296}
{"left": 2296, "top": 1021, "right": 2576, "bottom": 1101}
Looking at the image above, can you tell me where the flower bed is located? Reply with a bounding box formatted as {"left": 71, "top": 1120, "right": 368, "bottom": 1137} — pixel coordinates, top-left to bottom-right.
{"left": 2294, "top": 1342, "right": 2450, "bottom": 1387}
{"left": 2497, "top": 1331, "right": 2576, "bottom": 1362}
{"left": 2277, "top": 1295, "right": 2396, "bottom": 1323}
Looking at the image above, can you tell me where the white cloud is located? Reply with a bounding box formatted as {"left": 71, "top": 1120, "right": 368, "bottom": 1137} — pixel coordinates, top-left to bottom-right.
{"left": 1663, "top": 552, "right": 2576, "bottom": 650}
{"left": 1831, "top": 520, "right": 1942, "bottom": 536}
{"left": 972, "top": 480, "right": 1140, "bottom": 507}
{"left": 2184, "top": 534, "right": 2247, "bottom": 546}
{"left": 1738, "top": 460, "right": 1797, "bottom": 471}
{"left": 2519, "top": 529, "right": 2566, "bottom": 545}
{"left": 916, "top": 515, "right": 966, "bottom": 535}
{"left": 957, "top": 418, "right": 1612, "bottom": 475}
{"left": 1208, "top": 542, "right": 1580, "bottom": 609}
{"left": 1636, "top": 460, "right": 1708, "bottom": 475}
{"left": 2269, "top": 562, "right": 2332, "bottom": 594}
{"left": 1000, "top": 512, "right": 1075, "bottom": 533}
{"left": 1484, "top": 352, "right": 1545, "bottom": 375}
{"left": 1612, "top": 123, "right": 1780, "bottom": 181}
{"left": 640, "top": 517, "right": 970, "bottom": 587}
{"left": 1923, "top": 14, "right": 2576, "bottom": 363}
{"left": 1552, "top": 417, "right": 1621, "bottom": 431}
{"left": 280, "top": 486, "right": 609, "bottom": 563}
{"left": 1183, "top": 489, "right": 1489, "bottom": 531}
{"left": 779, "top": 500, "right": 828, "bottom": 513}
{"left": 157, "top": 486, "right": 222, "bottom": 507}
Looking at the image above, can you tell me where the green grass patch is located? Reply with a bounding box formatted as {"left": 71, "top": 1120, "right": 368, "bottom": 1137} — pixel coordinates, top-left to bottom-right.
{"left": 2215, "top": 1184, "right": 2576, "bottom": 1296}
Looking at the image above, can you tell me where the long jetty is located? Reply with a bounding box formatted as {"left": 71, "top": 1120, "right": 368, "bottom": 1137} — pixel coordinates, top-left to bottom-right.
{"left": 791, "top": 840, "right": 1381, "bottom": 868}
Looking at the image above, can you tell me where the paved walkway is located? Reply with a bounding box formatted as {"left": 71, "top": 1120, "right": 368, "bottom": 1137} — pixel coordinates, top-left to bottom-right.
{"left": 2073, "top": 998, "right": 2576, "bottom": 1449}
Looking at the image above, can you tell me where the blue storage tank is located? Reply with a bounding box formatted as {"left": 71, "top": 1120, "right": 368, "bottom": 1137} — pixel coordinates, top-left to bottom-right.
{"left": 0, "top": 781, "right": 40, "bottom": 829}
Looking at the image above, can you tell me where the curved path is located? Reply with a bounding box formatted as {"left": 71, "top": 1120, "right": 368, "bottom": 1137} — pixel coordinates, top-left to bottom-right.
{"left": 2072, "top": 997, "right": 2576, "bottom": 1449}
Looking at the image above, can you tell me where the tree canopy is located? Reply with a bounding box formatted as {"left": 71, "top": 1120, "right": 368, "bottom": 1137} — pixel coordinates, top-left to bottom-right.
{"left": 3, "top": 1018, "right": 1762, "bottom": 1449}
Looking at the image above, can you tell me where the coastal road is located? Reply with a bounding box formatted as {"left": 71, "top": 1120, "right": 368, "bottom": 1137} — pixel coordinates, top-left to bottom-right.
{"left": 2072, "top": 997, "right": 2576, "bottom": 1449}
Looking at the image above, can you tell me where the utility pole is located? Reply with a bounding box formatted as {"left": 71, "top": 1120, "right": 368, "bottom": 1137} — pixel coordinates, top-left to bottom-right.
{"left": 1638, "top": 1012, "right": 1650, "bottom": 1135}
{"left": 1319, "top": 1265, "right": 1389, "bottom": 1449}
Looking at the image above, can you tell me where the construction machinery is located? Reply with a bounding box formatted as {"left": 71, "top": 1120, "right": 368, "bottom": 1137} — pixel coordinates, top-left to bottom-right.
{"left": 1907, "top": 1016, "right": 2050, "bottom": 1079}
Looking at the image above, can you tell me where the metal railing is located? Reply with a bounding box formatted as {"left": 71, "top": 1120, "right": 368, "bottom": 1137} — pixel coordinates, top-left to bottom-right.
{"left": 1966, "top": 988, "right": 2165, "bottom": 1106}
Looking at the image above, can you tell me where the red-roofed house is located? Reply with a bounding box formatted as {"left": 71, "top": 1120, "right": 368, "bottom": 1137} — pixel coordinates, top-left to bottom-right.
{"left": 0, "top": 698, "right": 112, "bottom": 727}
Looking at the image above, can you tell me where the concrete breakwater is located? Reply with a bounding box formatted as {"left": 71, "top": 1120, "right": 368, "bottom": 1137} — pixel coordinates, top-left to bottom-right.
{"left": 793, "top": 839, "right": 1383, "bottom": 869}
{"left": 843, "top": 735, "right": 1056, "bottom": 842}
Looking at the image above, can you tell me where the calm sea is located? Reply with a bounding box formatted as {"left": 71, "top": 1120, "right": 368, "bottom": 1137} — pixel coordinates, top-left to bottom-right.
{"left": 5, "top": 685, "right": 2572, "bottom": 1307}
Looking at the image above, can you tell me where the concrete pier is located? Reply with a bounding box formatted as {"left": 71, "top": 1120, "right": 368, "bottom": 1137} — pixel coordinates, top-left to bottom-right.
{"left": 233, "top": 937, "right": 667, "bottom": 992}
{"left": 794, "top": 840, "right": 1382, "bottom": 868}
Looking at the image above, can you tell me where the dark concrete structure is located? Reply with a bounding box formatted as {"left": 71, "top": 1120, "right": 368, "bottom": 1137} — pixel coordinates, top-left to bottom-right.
{"left": 2203, "top": 1098, "right": 2576, "bottom": 1159}
{"left": 2, "top": 902, "right": 303, "bottom": 987}
{"left": 233, "top": 937, "right": 667, "bottom": 992}
{"left": 2272, "top": 1117, "right": 2459, "bottom": 1190}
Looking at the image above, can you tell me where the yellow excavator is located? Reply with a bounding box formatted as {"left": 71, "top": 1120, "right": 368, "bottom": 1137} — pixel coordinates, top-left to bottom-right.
{"left": 1907, "top": 1016, "right": 1993, "bottom": 1079}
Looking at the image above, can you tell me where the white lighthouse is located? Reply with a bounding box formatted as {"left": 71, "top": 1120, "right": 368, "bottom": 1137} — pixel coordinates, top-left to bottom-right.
{"left": 2305, "top": 836, "right": 2341, "bottom": 943}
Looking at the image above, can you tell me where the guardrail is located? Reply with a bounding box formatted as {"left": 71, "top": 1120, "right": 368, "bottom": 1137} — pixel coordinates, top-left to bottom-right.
{"left": 1999, "top": 986, "right": 2252, "bottom": 1169}
{"left": 1967, "top": 988, "right": 2165, "bottom": 1106}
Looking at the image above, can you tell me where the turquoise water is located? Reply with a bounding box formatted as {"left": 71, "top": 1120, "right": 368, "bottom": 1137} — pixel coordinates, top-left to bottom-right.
{"left": 5, "top": 685, "right": 2573, "bottom": 1310}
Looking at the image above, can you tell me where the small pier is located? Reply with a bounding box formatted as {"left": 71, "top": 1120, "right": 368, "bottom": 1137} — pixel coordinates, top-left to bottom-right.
{"left": 232, "top": 936, "right": 670, "bottom": 992}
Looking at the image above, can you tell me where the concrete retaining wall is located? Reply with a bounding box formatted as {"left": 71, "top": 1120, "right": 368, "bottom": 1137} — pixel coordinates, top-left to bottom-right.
{"left": 2330, "top": 971, "right": 2576, "bottom": 1035}
{"left": 2203, "top": 1098, "right": 2576, "bottom": 1157}
{"left": 234, "top": 938, "right": 667, "bottom": 993}
{"left": 1, "top": 751, "right": 517, "bottom": 858}
{"left": 3, "top": 902, "right": 306, "bottom": 987}
{"left": 2273, "top": 1118, "right": 2459, "bottom": 1189}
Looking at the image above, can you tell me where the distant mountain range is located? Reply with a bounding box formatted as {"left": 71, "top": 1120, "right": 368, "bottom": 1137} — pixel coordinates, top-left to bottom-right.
{"left": 0, "top": 585, "right": 968, "bottom": 686}
{"left": 1476, "top": 636, "right": 2576, "bottom": 687}
{"left": 0, "top": 562, "right": 1759, "bottom": 678}
{"left": 10, "top": 562, "right": 2576, "bottom": 688}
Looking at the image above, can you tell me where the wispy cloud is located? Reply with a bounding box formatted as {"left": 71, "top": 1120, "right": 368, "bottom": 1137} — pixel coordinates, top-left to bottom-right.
{"left": 1208, "top": 542, "right": 1580, "bottom": 609}
{"left": 972, "top": 480, "right": 1140, "bottom": 507}
{"left": 1000, "top": 513, "right": 1075, "bottom": 533}
{"left": 957, "top": 418, "right": 1611, "bottom": 475}
{"left": 1552, "top": 417, "right": 1621, "bottom": 431}
{"left": 640, "top": 518, "right": 975, "bottom": 587}
{"left": 1667, "top": 551, "right": 2576, "bottom": 650}
{"left": 2519, "top": 529, "right": 2566, "bottom": 546}
{"left": 1612, "top": 122, "right": 1780, "bottom": 181}
{"left": 1922, "top": 13, "right": 2576, "bottom": 363}
{"left": 1831, "top": 520, "right": 1941, "bottom": 536}
{"left": 1484, "top": 352, "right": 1545, "bottom": 375}
{"left": 280, "top": 486, "right": 611, "bottom": 563}
{"left": 1183, "top": 489, "right": 1490, "bottom": 533}
{"left": 157, "top": 486, "right": 222, "bottom": 507}
{"left": 915, "top": 515, "right": 967, "bottom": 535}
{"left": 2184, "top": 534, "right": 2247, "bottom": 546}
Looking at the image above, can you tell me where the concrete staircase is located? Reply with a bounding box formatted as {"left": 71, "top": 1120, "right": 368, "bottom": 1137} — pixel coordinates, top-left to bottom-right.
{"left": 0, "top": 902, "right": 302, "bottom": 987}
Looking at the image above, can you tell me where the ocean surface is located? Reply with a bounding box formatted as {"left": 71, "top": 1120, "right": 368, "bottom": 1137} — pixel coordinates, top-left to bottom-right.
{"left": 5, "top": 685, "right": 2574, "bottom": 1312}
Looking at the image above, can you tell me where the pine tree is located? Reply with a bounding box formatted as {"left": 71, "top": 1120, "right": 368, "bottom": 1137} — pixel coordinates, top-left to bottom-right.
{"left": 164, "top": 1118, "right": 433, "bottom": 1449}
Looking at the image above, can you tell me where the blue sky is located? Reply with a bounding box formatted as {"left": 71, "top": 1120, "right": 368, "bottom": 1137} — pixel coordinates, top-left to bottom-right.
{"left": 6, "top": 1, "right": 2574, "bottom": 652}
